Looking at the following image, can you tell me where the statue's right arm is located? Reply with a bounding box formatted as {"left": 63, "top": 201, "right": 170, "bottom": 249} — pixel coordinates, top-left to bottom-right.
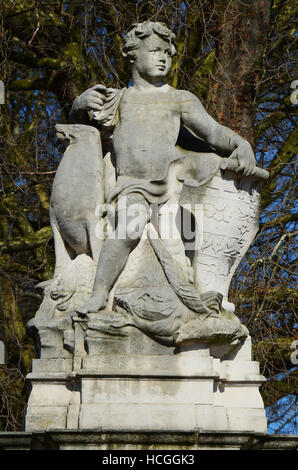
{"left": 69, "top": 84, "right": 107, "bottom": 124}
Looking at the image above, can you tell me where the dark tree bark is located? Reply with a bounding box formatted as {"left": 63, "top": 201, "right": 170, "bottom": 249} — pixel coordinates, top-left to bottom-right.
{"left": 209, "top": 0, "right": 271, "bottom": 146}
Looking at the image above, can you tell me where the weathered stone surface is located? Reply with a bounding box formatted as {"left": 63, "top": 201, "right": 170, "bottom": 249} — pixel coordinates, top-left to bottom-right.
{"left": 25, "top": 342, "right": 267, "bottom": 434}
{"left": 79, "top": 403, "right": 199, "bottom": 431}
{"left": 225, "top": 408, "right": 268, "bottom": 433}
{"left": 81, "top": 377, "right": 214, "bottom": 405}
{"left": 81, "top": 352, "right": 214, "bottom": 376}
{"left": 27, "top": 383, "right": 73, "bottom": 407}
{"left": 1, "top": 430, "right": 297, "bottom": 450}
{"left": 26, "top": 406, "right": 68, "bottom": 431}
{"left": 31, "top": 358, "right": 72, "bottom": 374}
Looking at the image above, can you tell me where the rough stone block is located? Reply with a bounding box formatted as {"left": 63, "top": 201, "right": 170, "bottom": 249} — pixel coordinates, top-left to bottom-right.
{"left": 81, "top": 377, "right": 214, "bottom": 405}
{"left": 82, "top": 353, "right": 215, "bottom": 377}
{"left": 66, "top": 405, "right": 80, "bottom": 429}
{"left": 27, "top": 383, "right": 72, "bottom": 407}
{"left": 195, "top": 405, "right": 217, "bottom": 430}
{"left": 214, "top": 406, "right": 228, "bottom": 430}
{"left": 79, "top": 403, "right": 197, "bottom": 430}
{"left": 221, "top": 360, "right": 262, "bottom": 381}
{"left": 32, "top": 358, "right": 72, "bottom": 374}
{"left": 221, "top": 385, "right": 265, "bottom": 409}
{"left": 26, "top": 406, "right": 67, "bottom": 431}
{"left": 226, "top": 407, "right": 267, "bottom": 432}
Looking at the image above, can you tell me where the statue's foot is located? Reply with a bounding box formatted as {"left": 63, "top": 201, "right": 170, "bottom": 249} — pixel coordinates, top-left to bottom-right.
{"left": 77, "top": 289, "right": 109, "bottom": 316}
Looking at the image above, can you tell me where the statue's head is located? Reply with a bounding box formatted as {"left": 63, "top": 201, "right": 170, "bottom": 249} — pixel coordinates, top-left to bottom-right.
{"left": 122, "top": 22, "right": 176, "bottom": 82}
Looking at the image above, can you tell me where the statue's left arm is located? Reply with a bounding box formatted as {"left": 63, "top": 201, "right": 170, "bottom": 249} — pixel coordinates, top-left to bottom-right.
{"left": 180, "top": 90, "right": 256, "bottom": 176}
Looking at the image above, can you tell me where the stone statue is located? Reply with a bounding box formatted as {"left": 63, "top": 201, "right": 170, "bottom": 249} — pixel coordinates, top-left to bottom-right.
{"left": 26, "top": 22, "right": 269, "bottom": 435}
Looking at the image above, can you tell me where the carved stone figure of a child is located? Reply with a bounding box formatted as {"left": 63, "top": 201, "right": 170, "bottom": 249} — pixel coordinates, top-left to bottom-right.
{"left": 69, "top": 21, "right": 256, "bottom": 314}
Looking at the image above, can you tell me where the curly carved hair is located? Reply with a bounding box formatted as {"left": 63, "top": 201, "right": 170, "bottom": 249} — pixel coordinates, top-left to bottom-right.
{"left": 122, "top": 21, "right": 176, "bottom": 60}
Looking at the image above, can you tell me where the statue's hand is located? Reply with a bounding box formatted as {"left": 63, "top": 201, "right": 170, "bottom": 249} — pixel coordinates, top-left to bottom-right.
{"left": 229, "top": 141, "right": 256, "bottom": 176}
{"left": 76, "top": 84, "right": 107, "bottom": 112}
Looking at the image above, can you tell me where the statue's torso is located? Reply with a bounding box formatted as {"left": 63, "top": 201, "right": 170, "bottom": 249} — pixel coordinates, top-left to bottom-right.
{"left": 113, "top": 85, "right": 183, "bottom": 180}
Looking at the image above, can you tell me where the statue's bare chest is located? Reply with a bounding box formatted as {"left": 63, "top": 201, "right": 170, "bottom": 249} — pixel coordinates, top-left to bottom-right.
{"left": 118, "top": 89, "right": 181, "bottom": 130}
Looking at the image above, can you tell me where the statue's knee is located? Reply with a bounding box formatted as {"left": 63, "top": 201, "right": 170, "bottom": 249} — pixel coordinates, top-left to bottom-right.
{"left": 117, "top": 194, "right": 149, "bottom": 243}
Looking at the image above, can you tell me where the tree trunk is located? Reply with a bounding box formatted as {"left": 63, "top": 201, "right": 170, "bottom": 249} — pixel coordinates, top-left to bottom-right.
{"left": 209, "top": 0, "right": 271, "bottom": 146}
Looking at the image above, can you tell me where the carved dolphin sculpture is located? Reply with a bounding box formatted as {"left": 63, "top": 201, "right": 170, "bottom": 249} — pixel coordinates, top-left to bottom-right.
{"left": 46, "top": 124, "right": 104, "bottom": 309}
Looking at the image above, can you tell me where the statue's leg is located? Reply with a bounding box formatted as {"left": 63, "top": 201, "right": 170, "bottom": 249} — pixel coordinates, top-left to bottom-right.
{"left": 77, "top": 193, "right": 150, "bottom": 314}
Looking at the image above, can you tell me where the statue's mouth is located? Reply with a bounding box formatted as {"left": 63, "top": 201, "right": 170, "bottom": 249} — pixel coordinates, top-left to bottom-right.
{"left": 56, "top": 129, "right": 66, "bottom": 139}
{"left": 55, "top": 124, "right": 67, "bottom": 140}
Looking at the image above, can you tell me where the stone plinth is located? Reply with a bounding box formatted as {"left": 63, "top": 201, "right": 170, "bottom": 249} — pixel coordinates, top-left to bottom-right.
{"left": 25, "top": 339, "right": 267, "bottom": 434}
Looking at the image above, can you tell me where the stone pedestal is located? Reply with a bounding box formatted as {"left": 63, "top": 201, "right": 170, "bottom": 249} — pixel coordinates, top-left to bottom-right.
{"left": 25, "top": 337, "right": 267, "bottom": 434}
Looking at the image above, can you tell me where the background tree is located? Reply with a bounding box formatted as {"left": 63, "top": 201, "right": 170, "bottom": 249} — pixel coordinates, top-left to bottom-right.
{"left": 0, "top": 0, "right": 296, "bottom": 432}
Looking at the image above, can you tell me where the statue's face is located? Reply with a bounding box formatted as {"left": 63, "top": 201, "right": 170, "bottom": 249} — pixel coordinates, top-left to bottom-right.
{"left": 133, "top": 34, "right": 172, "bottom": 82}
